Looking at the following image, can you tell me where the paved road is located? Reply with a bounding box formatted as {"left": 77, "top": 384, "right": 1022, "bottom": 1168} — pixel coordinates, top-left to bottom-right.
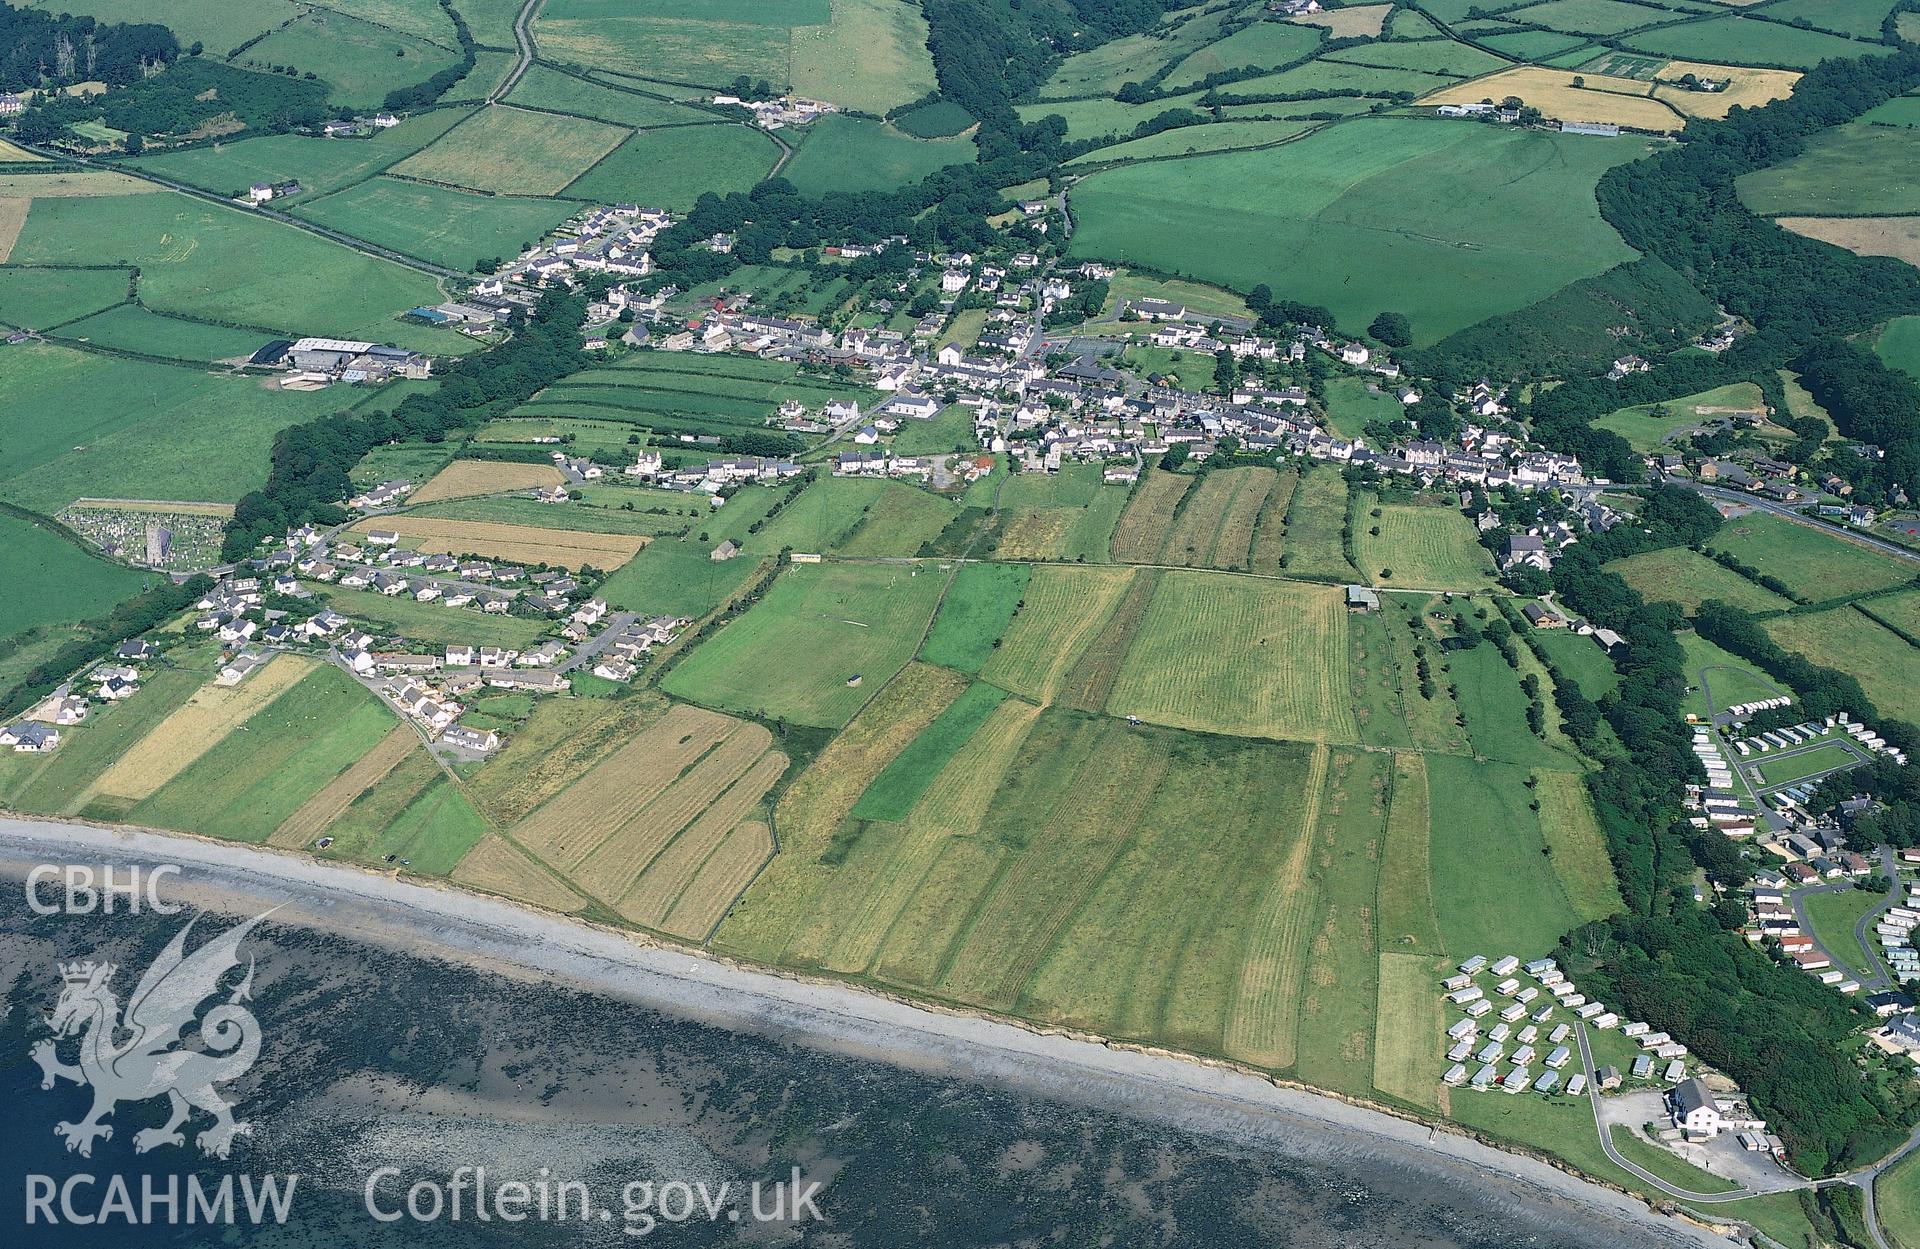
{"left": 1786, "top": 846, "right": 1899, "bottom": 992}
{"left": 494, "top": 0, "right": 547, "bottom": 102}
{"left": 1572, "top": 1022, "right": 1793, "bottom": 1205}
{"left": 1664, "top": 475, "right": 1920, "bottom": 567}
{"left": 15, "top": 143, "right": 465, "bottom": 282}
{"left": 558, "top": 610, "right": 638, "bottom": 674}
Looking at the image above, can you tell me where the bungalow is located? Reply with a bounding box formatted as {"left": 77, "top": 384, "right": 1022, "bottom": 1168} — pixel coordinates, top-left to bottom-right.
{"left": 1, "top": 722, "right": 60, "bottom": 752}
{"left": 440, "top": 725, "right": 500, "bottom": 754}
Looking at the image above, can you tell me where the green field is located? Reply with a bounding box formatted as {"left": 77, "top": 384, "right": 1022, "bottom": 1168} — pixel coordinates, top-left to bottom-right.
{"left": 1037, "top": 4, "right": 1246, "bottom": 99}
{"left": 1756, "top": 741, "right": 1862, "bottom": 789}
{"left": 1354, "top": 500, "right": 1494, "bottom": 588}
{"left": 919, "top": 562, "right": 1030, "bottom": 674}
{"left": 1534, "top": 625, "right": 1621, "bottom": 700}
{"left": 662, "top": 560, "right": 947, "bottom": 728}
{"left": 127, "top": 110, "right": 469, "bottom": 202}
{"left": 1279, "top": 464, "right": 1359, "bottom": 581}
{"left": 1679, "top": 630, "right": 1781, "bottom": 719}
{"left": 1322, "top": 39, "right": 1508, "bottom": 78}
{"left": 0, "top": 664, "right": 208, "bottom": 815}
{"left": 7, "top": 192, "right": 448, "bottom": 347}
{"left": 129, "top": 666, "right": 400, "bottom": 842}
{"left": 505, "top": 64, "right": 720, "bottom": 129}
{"left": 1879, "top": 315, "right": 1920, "bottom": 381}
{"left": 1765, "top": 606, "right": 1917, "bottom": 723}
{"left": 1427, "top": 754, "right": 1588, "bottom": 957}
{"left": 23, "top": 0, "right": 299, "bottom": 53}
{"left": 1606, "top": 546, "right": 1792, "bottom": 614}
{"left": 243, "top": 10, "right": 463, "bottom": 107}
{"left": 1707, "top": 512, "right": 1912, "bottom": 600}
{"left": 0, "top": 266, "right": 129, "bottom": 331}
{"left": 1321, "top": 375, "right": 1402, "bottom": 441}
{"left": 1738, "top": 121, "right": 1920, "bottom": 216}
{"left": 564, "top": 124, "right": 780, "bottom": 210}
{"left": 1622, "top": 14, "right": 1886, "bottom": 69}
{"left": 410, "top": 495, "right": 692, "bottom": 537}
{"left": 850, "top": 680, "right": 1008, "bottom": 820}
{"left": 1505, "top": 0, "right": 1678, "bottom": 35}
{"left": 1018, "top": 92, "right": 1212, "bottom": 144}
{"left": 1069, "top": 119, "right": 1645, "bottom": 344}
{"left": 315, "top": 585, "right": 557, "bottom": 649}
{"left": 1157, "top": 21, "right": 1326, "bottom": 90}
{"left": 1067, "top": 119, "right": 1317, "bottom": 167}
{"left": 0, "top": 512, "right": 151, "bottom": 644}
{"left": 52, "top": 303, "right": 267, "bottom": 363}
{"left": 596, "top": 535, "right": 764, "bottom": 619}
{"left": 296, "top": 177, "right": 577, "bottom": 271}
{"left": 0, "top": 343, "right": 341, "bottom": 512}
{"left": 1217, "top": 59, "right": 1461, "bottom": 99}
{"left": 781, "top": 116, "right": 975, "bottom": 195}
{"left": 538, "top": 0, "right": 933, "bottom": 112}
{"left": 1450, "top": 640, "right": 1577, "bottom": 769}
{"left": 523, "top": 356, "right": 871, "bottom": 441}
{"left": 1877, "top": 1140, "right": 1920, "bottom": 1249}
{"left": 718, "top": 704, "right": 1332, "bottom": 1068}
{"left": 1477, "top": 28, "right": 1592, "bottom": 60}
{"left": 1596, "top": 381, "right": 1767, "bottom": 451}
{"left": 727, "top": 477, "right": 953, "bottom": 558}
{"left": 394, "top": 106, "right": 630, "bottom": 196}
{"left": 1763, "top": 0, "right": 1900, "bottom": 39}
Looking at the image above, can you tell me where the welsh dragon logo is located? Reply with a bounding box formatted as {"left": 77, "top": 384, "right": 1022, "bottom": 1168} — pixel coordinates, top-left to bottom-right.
{"left": 31, "top": 911, "right": 271, "bottom": 1160}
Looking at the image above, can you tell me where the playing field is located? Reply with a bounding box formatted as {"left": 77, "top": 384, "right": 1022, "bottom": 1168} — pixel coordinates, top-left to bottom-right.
{"left": 1105, "top": 572, "right": 1359, "bottom": 743}
{"left": 662, "top": 561, "right": 948, "bottom": 728}
{"left": 1765, "top": 607, "right": 1917, "bottom": 724}
{"left": 394, "top": 107, "right": 629, "bottom": 196}
{"left": 410, "top": 459, "right": 567, "bottom": 503}
{"left": 919, "top": 563, "right": 1029, "bottom": 674}
{"left": 1606, "top": 546, "right": 1792, "bottom": 614}
{"left": 1073, "top": 119, "right": 1646, "bottom": 344}
{"left": 1707, "top": 512, "right": 1912, "bottom": 600}
{"left": 296, "top": 177, "right": 577, "bottom": 271}
{"left": 1354, "top": 500, "right": 1494, "bottom": 588}
{"left": 1421, "top": 68, "right": 1685, "bottom": 132}
{"left": 348, "top": 514, "right": 648, "bottom": 569}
